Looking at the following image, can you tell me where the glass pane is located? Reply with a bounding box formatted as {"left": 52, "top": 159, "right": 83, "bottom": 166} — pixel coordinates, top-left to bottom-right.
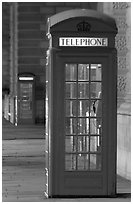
{"left": 65, "top": 154, "right": 76, "bottom": 171}
{"left": 90, "top": 82, "right": 101, "bottom": 99}
{"left": 77, "top": 154, "right": 89, "bottom": 170}
{"left": 65, "top": 82, "right": 77, "bottom": 99}
{"left": 90, "top": 118, "right": 102, "bottom": 135}
{"left": 65, "top": 64, "right": 77, "bottom": 81}
{"left": 90, "top": 136, "right": 101, "bottom": 152}
{"left": 66, "top": 118, "right": 77, "bottom": 135}
{"left": 90, "top": 118, "right": 97, "bottom": 134}
{"left": 65, "top": 136, "right": 76, "bottom": 152}
{"left": 90, "top": 100, "right": 96, "bottom": 117}
{"left": 90, "top": 154, "right": 101, "bottom": 171}
{"left": 78, "top": 100, "right": 90, "bottom": 117}
{"left": 78, "top": 136, "right": 89, "bottom": 152}
{"left": 90, "top": 99, "right": 102, "bottom": 117}
{"left": 78, "top": 64, "right": 89, "bottom": 81}
{"left": 96, "top": 100, "right": 102, "bottom": 118}
{"left": 91, "top": 64, "right": 102, "bottom": 81}
{"left": 78, "top": 82, "right": 89, "bottom": 98}
{"left": 78, "top": 118, "right": 89, "bottom": 134}
{"left": 66, "top": 100, "right": 77, "bottom": 117}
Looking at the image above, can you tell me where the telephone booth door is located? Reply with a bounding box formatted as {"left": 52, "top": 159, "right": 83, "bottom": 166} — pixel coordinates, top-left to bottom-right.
{"left": 45, "top": 9, "right": 117, "bottom": 197}
{"left": 60, "top": 57, "right": 107, "bottom": 196}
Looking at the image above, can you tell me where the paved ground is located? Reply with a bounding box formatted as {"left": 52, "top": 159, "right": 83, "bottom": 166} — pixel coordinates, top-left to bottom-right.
{"left": 2, "top": 118, "right": 131, "bottom": 202}
{"left": 2, "top": 118, "right": 44, "bottom": 140}
{"left": 2, "top": 140, "right": 45, "bottom": 202}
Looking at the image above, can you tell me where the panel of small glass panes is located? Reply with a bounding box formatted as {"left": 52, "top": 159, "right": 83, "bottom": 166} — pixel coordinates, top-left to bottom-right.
{"left": 65, "top": 64, "right": 102, "bottom": 171}
{"left": 20, "top": 83, "right": 33, "bottom": 119}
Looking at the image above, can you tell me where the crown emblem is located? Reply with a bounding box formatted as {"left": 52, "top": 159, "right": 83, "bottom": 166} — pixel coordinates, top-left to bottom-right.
{"left": 77, "top": 21, "right": 91, "bottom": 32}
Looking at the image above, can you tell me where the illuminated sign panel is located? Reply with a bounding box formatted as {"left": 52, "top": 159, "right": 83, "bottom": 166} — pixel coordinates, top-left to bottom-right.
{"left": 19, "top": 77, "right": 34, "bottom": 81}
{"left": 59, "top": 37, "right": 108, "bottom": 47}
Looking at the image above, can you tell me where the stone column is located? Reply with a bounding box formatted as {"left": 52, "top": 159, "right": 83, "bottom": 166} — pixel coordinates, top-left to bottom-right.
{"left": 101, "top": 2, "right": 131, "bottom": 180}
{"left": 10, "top": 2, "right": 18, "bottom": 124}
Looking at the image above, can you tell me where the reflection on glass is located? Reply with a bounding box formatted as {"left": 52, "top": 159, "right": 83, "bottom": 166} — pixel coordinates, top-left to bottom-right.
{"left": 66, "top": 82, "right": 77, "bottom": 98}
{"left": 66, "top": 100, "right": 77, "bottom": 117}
{"left": 65, "top": 64, "right": 77, "bottom": 81}
{"left": 78, "top": 64, "right": 89, "bottom": 81}
{"left": 90, "top": 136, "right": 98, "bottom": 152}
{"left": 91, "top": 64, "right": 102, "bottom": 81}
{"left": 78, "top": 82, "right": 89, "bottom": 98}
{"left": 77, "top": 154, "right": 89, "bottom": 170}
{"left": 78, "top": 100, "right": 90, "bottom": 117}
{"left": 90, "top": 82, "right": 101, "bottom": 99}
{"left": 90, "top": 100, "right": 96, "bottom": 117}
{"left": 78, "top": 136, "right": 89, "bottom": 152}
{"left": 65, "top": 154, "right": 76, "bottom": 170}
{"left": 90, "top": 154, "right": 101, "bottom": 171}
{"left": 66, "top": 118, "right": 77, "bottom": 135}
{"left": 90, "top": 82, "right": 102, "bottom": 99}
{"left": 90, "top": 99, "right": 102, "bottom": 118}
{"left": 90, "top": 118, "right": 97, "bottom": 134}
{"left": 78, "top": 118, "right": 89, "bottom": 134}
{"left": 90, "top": 118, "right": 102, "bottom": 135}
{"left": 65, "top": 136, "right": 76, "bottom": 152}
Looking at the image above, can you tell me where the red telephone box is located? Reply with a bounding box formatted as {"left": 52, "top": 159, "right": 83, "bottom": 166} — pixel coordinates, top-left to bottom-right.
{"left": 45, "top": 9, "right": 117, "bottom": 197}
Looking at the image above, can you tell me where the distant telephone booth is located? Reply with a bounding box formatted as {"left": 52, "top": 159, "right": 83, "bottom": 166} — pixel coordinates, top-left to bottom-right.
{"left": 45, "top": 9, "right": 118, "bottom": 197}
{"left": 18, "top": 73, "right": 35, "bottom": 124}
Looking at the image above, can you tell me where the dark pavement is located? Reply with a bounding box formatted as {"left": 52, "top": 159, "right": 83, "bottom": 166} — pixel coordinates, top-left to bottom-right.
{"left": 2, "top": 118, "right": 45, "bottom": 140}
{"left": 2, "top": 118, "right": 131, "bottom": 202}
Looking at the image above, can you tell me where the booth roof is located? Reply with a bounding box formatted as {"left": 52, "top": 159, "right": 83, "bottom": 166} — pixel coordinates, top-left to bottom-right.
{"left": 47, "top": 9, "right": 117, "bottom": 30}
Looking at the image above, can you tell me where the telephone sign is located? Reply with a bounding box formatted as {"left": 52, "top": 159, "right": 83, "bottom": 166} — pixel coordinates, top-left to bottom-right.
{"left": 59, "top": 37, "right": 108, "bottom": 47}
